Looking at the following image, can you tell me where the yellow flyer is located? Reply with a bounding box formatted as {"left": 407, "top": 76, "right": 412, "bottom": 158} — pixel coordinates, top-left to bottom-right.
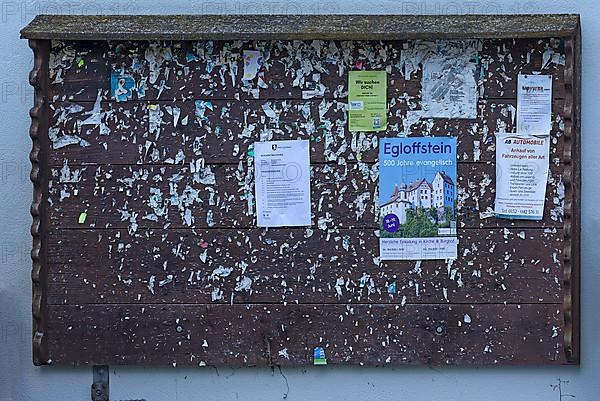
{"left": 348, "top": 70, "right": 387, "bottom": 132}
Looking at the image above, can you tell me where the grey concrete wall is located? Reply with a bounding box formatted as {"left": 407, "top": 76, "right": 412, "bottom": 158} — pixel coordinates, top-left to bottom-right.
{"left": 1, "top": 1, "right": 597, "bottom": 400}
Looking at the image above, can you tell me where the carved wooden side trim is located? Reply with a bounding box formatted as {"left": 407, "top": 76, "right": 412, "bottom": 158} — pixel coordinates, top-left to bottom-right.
{"left": 562, "top": 21, "right": 581, "bottom": 364}
{"left": 28, "top": 39, "right": 50, "bottom": 366}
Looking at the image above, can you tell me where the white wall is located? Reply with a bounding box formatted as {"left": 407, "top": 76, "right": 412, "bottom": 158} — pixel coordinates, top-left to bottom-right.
{"left": 1, "top": 1, "right": 597, "bottom": 400}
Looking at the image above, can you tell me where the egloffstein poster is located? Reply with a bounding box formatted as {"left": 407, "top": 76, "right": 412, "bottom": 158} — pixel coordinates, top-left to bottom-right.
{"left": 379, "top": 137, "right": 458, "bottom": 260}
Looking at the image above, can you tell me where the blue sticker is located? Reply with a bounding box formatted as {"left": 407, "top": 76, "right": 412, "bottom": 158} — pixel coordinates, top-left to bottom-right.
{"left": 131, "top": 57, "right": 143, "bottom": 73}
{"left": 387, "top": 282, "right": 397, "bottom": 294}
{"left": 195, "top": 100, "right": 214, "bottom": 122}
{"left": 206, "top": 58, "right": 215, "bottom": 73}
{"left": 137, "top": 77, "right": 146, "bottom": 98}
{"left": 186, "top": 52, "right": 199, "bottom": 62}
{"left": 313, "top": 347, "right": 327, "bottom": 365}
{"left": 111, "top": 72, "right": 136, "bottom": 102}
{"left": 382, "top": 213, "right": 400, "bottom": 233}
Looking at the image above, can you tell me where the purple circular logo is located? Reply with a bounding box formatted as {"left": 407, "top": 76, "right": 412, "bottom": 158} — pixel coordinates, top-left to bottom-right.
{"left": 383, "top": 213, "right": 400, "bottom": 233}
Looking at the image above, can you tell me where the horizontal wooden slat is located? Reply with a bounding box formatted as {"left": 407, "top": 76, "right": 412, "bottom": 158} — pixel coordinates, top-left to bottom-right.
{"left": 48, "top": 98, "right": 565, "bottom": 166}
{"left": 50, "top": 38, "right": 565, "bottom": 102}
{"left": 49, "top": 163, "right": 376, "bottom": 229}
{"left": 47, "top": 227, "right": 562, "bottom": 305}
{"left": 51, "top": 40, "right": 410, "bottom": 101}
{"left": 457, "top": 163, "right": 565, "bottom": 229}
{"left": 49, "top": 162, "right": 565, "bottom": 230}
{"left": 481, "top": 38, "right": 566, "bottom": 98}
{"left": 47, "top": 303, "right": 566, "bottom": 366}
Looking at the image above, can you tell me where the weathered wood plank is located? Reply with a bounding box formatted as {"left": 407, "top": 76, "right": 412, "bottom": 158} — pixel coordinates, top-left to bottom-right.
{"left": 21, "top": 14, "right": 580, "bottom": 41}
{"left": 49, "top": 162, "right": 565, "bottom": 230}
{"left": 457, "top": 163, "right": 565, "bottom": 229}
{"left": 480, "top": 38, "right": 566, "bottom": 99}
{"left": 51, "top": 40, "right": 409, "bottom": 102}
{"left": 47, "top": 98, "right": 565, "bottom": 166}
{"left": 46, "top": 303, "right": 566, "bottom": 366}
{"left": 49, "top": 163, "right": 377, "bottom": 229}
{"left": 47, "top": 228, "right": 562, "bottom": 305}
{"left": 49, "top": 38, "right": 565, "bottom": 102}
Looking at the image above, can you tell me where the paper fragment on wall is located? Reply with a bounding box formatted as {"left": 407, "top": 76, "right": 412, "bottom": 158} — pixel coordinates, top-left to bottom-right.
{"left": 402, "top": 40, "right": 479, "bottom": 119}
{"left": 242, "top": 50, "right": 263, "bottom": 81}
{"left": 195, "top": 100, "right": 214, "bottom": 123}
{"left": 111, "top": 71, "right": 136, "bottom": 102}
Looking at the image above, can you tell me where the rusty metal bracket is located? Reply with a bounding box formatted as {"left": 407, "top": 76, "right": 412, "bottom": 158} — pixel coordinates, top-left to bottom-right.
{"left": 91, "top": 366, "right": 109, "bottom": 401}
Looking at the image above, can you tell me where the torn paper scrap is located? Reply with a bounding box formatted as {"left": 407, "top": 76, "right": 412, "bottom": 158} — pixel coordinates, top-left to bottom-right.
{"left": 110, "top": 71, "right": 136, "bottom": 102}
{"left": 404, "top": 40, "right": 479, "bottom": 119}
{"left": 261, "top": 103, "right": 277, "bottom": 118}
{"left": 242, "top": 50, "right": 263, "bottom": 81}
{"left": 195, "top": 100, "right": 214, "bottom": 122}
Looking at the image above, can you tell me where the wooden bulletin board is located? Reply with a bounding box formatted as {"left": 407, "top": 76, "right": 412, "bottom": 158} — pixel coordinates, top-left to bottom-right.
{"left": 21, "top": 14, "right": 581, "bottom": 366}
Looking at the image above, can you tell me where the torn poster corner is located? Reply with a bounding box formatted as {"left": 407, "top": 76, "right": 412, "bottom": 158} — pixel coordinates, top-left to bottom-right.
{"left": 195, "top": 100, "right": 214, "bottom": 123}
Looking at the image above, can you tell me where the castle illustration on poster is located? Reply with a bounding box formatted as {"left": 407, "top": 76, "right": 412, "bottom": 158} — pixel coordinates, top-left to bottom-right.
{"left": 379, "top": 137, "right": 458, "bottom": 260}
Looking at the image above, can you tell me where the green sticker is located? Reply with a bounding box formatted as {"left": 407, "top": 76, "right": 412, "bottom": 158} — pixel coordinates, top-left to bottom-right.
{"left": 78, "top": 212, "right": 87, "bottom": 224}
{"left": 348, "top": 70, "right": 387, "bottom": 132}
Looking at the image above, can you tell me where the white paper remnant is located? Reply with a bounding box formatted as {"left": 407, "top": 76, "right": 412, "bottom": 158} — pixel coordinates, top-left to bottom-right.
{"left": 242, "top": 50, "right": 263, "bottom": 81}
{"left": 402, "top": 40, "right": 479, "bottom": 119}
{"left": 494, "top": 133, "right": 550, "bottom": 220}
{"left": 261, "top": 102, "right": 277, "bottom": 118}
{"left": 254, "top": 140, "right": 311, "bottom": 227}
{"left": 516, "top": 74, "right": 553, "bottom": 134}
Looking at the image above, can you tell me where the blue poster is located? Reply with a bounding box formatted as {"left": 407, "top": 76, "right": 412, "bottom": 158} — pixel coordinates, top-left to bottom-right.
{"left": 379, "top": 137, "right": 458, "bottom": 260}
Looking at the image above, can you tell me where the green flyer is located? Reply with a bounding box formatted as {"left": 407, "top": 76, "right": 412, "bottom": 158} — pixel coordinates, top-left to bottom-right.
{"left": 348, "top": 70, "right": 387, "bottom": 132}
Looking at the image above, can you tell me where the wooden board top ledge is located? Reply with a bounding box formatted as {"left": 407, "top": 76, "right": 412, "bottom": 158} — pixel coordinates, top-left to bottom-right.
{"left": 20, "top": 14, "right": 580, "bottom": 41}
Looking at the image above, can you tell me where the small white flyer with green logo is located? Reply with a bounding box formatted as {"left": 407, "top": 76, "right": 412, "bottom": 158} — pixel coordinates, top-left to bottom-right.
{"left": 348, "top": 70, "right": 387, "bottom": 132}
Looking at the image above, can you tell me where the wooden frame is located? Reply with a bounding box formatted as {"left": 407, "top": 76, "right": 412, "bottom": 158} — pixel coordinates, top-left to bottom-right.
{"left": 21, "top": 14, "right": 581, "bottom": 366}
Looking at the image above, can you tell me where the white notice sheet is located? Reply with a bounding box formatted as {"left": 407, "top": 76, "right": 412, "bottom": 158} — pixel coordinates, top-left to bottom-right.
{"left": 494, "top": 133, "right": 550, "bottom": 220}
{"left": 516, "top": 74, "right": 553, "bottom": 134}
{"left": 254, "top": 140, "right": 311, "bottom": 227}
